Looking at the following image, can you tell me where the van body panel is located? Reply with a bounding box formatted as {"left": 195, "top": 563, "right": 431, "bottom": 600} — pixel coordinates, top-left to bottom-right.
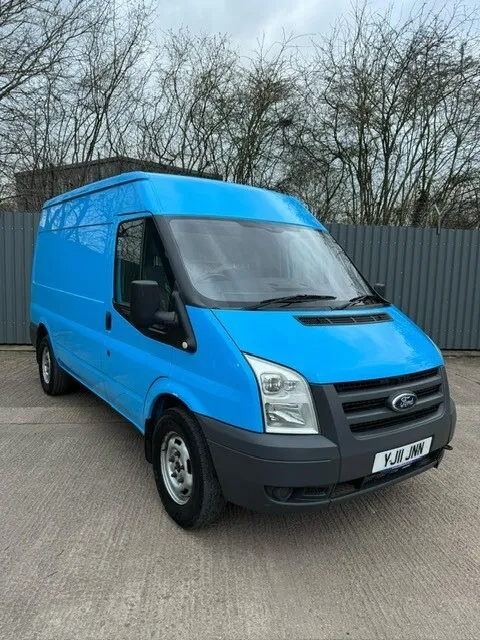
{"left": 163, "top": 306, "right": 264, "bottom": 431}
{"left": 42, "top": 174, "right": 155, "bottom": 217}
{"left": 103, "top": 324, "right": 173, "bottom": 429}
{"left": 213, "top": 305, "right": 443, "bottom": 384}
{"left": 150, "top": 174, "right": 325, "bottom": 228}
{"left": 31, "top": 218, "right": 110, "bottom": 395}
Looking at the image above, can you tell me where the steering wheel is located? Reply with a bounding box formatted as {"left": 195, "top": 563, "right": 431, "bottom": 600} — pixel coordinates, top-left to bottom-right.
{"left": 196, "top": 272, "right": 230, "bottom": 282}
{"left": 197, "top": 267, "right": 250, "bottom": 283}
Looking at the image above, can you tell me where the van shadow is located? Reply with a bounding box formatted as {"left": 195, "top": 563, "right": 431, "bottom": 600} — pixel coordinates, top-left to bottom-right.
{"left": 201, "top": 480, "right": 433, "bottom": 548}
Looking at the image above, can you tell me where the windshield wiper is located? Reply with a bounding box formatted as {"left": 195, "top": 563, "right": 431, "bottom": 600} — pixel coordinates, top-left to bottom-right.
{"left": 247, "top": 294, "right": 337, "bottom": 310}
{"left": 338, "top": 293, "right": 385, "bottom": 310}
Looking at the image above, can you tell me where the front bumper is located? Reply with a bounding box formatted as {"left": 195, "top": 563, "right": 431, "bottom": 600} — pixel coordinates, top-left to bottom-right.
{"left": 197, "top": 396, "right": 456, "bottom": 514}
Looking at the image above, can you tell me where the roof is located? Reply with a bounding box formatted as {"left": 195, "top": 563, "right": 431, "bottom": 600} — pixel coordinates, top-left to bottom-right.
{"left": 43, "top": 171, "right": 146, "bottom": 207}
{"left": 43, "top": 172, "right": 325, "bottom": 230}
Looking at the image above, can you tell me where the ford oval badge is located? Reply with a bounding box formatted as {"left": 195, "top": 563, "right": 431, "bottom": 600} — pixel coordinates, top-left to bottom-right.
{"left": 389, "top": 392, "right": 418, "bottom": 412}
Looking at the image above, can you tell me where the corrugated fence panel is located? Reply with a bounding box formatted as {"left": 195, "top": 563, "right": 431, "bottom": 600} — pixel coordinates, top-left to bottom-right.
{"left": 0, "top": 212, "right": 40, "bottom": 344}
{"left": 328, "top": 223, "right": 480, "bottom": 349}
{"left": 0, "top": 214, "right": 479, "bottom": 348}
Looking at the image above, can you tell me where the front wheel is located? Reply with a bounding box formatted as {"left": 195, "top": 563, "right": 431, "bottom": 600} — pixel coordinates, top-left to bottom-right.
{"left": 152, "top": 407, "right": 225, "bottom": 529}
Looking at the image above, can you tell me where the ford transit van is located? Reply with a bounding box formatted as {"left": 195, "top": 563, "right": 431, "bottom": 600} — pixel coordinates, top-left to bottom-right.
{"left": 31, "top": 172, "right": 456, "bottom": 528}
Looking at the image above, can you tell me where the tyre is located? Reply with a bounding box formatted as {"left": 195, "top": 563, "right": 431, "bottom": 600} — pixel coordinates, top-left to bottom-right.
{"left": 152, "top": 407, "right": 226, "bottom": 529}
{"left": 38, "top": 335, "right": 73, "bottom": 395}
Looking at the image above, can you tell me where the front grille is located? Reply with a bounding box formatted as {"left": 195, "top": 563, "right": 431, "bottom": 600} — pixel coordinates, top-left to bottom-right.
{"left": 343, "top": 397, "right": 386, "bottom": 413}
{"left": 416, "top": 384, "right": 441, "bottom": 397}
{"left": 335, "top": 367, "right": 444, "bottom": 434}
{"left": 296, "top": 313, "right": 391, "bottom": 326}
{"left": 335, "top": 367, "right": 438, "bottom": 393}
{"left": 349, "top": 405, "right": 441, "bottom": 433}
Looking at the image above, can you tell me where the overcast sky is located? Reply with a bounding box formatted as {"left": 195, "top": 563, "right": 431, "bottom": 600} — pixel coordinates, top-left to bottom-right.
{"left": 157, "top": 0, "right": 477, "bottom": 54}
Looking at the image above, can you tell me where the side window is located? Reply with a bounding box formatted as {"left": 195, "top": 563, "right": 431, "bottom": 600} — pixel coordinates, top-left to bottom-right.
{"left": 143, "top": 218, "right": 173, "bottom": 312}
{"left": 114, "top": 219, "right": 144, "bottom": 304}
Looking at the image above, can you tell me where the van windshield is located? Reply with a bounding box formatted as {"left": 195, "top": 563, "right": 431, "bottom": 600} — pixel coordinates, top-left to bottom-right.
{"left": 168, "top": 217, "right": 375, "bottom": 309}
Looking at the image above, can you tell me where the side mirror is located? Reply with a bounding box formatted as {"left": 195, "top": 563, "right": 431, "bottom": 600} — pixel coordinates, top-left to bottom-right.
{"left": 374, "top": 282, "right": 386, "bottom": 298}
{"left": 130, "top": 280, "right": 178, "bottom": 329}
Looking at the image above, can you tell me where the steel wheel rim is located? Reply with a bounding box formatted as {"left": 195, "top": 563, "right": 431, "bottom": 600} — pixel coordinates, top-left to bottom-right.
{"left": 160, "top": 431, "right": 193, "bottom": 505}
{"left": 42, "top": 347, "right": 51, "bottom": 384}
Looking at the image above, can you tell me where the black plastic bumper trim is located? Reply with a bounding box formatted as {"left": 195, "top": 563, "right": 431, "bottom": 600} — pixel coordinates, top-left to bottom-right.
{"left": 196, "top": 408, "right": 455, "bottom": 514}
{"left": 196, "top": 414, "right": 338, "bottom": 462}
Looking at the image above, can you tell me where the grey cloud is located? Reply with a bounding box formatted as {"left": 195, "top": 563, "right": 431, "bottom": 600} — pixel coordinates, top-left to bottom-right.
{"left": 156, "top": 0, "right": 479, "bottom": 53}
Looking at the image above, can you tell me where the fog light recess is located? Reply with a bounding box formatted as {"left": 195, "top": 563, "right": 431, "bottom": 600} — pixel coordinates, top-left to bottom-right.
{"left": 267, "top": 486, "right": 294, "bottom": 501}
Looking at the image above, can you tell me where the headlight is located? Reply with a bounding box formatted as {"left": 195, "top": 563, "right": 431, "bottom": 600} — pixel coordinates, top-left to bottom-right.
{"left": 244, "top": 354, "right": 319, "bottom": 434}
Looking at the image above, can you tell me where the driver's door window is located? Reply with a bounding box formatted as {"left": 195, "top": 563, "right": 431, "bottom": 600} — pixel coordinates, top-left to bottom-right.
{"left": 114, "top": 219, "right": 144, "bottom": 314}
{"left": 114, "top": 217, "right": 173, "bottom": 321}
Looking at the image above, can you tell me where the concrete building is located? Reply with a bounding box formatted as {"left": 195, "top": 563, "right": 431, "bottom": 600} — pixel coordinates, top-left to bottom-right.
{"left": 15, "top": 156, "right": 221, "bottom": 211}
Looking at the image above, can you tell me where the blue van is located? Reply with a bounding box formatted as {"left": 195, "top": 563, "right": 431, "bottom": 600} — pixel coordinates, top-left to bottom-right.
{"left": 31, "top": 172, "right": 456, "bottom": 528}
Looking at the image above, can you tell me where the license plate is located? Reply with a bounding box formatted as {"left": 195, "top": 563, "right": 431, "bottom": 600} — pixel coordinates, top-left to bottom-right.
{"left": 372, "top": 437, "right": 432, "bottom": 474}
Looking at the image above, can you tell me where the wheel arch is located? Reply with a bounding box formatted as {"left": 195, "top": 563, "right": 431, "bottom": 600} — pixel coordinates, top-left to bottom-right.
{"left": 143, "top": 377, "right": 213, "bottom": 463}
{"left": 144, "top": 394, "right": 191, "bottom": 463}
{"left": 35, "top": 323, "right": 49, "bottom": 362}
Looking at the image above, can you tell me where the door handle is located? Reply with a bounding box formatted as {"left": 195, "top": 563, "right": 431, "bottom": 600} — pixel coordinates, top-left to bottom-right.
{"left": 105, "top": 311, "right": 112, "bottom": 330}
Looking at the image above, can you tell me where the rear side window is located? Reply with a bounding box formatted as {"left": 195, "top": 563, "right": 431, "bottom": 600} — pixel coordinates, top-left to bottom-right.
{"left": 115, "top": 219, "right": 144, "bottom": 304}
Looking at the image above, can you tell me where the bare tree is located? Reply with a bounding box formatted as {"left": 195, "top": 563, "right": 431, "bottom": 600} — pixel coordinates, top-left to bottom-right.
{"left": 298, "top": 2, "right": 480, "bottom": 226}
{"left": 1, "top": 0, "right": 152, "bottom": 207}
{"left": 0, "top": 0, "right": 94, "bottom": 203}
{"left": 69, "top": 0, "right": 152, "bottom": 169}
{"left": 223, "top": 34, "right": 300, "bottom": 186}
{"left": 0, "top": 0, "right": 91, "bottom": 103}
{"left": 136, "top": 29, "right": 238, "bottom": 175}
{"left": 1, "top": 0, "right": 480, "bottom": 227}
{"left": 137, "top": 31, "right": 301, "bottom": 185}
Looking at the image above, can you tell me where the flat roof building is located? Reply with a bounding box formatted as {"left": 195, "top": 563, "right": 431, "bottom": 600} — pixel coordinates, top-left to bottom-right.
{"left": 15, "top": 156, "right": 221, "bottom": 211}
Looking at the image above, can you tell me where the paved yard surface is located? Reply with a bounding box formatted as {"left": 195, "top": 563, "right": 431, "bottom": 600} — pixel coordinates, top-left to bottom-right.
{"left": 0, "top": 351, "right": 479, "bottom": 640}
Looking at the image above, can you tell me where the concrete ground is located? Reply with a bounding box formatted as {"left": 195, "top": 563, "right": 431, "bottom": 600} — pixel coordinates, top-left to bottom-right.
{"left": 0, "top": 352, "right": 478, "bottom": 640}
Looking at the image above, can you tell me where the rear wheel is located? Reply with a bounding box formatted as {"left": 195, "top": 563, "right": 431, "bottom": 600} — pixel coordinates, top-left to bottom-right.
{"left": 38, "top": 335, "right": 73, "bottom": 395}
{"left": 152, "top": 407, "right": 225, "bottom": 529}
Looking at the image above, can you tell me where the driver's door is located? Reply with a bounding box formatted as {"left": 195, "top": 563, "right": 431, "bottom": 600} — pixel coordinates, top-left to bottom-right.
{"left": 104, "top": 213, "right": 175, "bottom": 430}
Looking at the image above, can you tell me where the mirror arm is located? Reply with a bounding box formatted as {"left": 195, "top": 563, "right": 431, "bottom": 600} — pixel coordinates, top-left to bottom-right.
{"left": 172, "top": 290, "right": 197, "bottom": 353}
{"left": 374, "top": 282, "right": 386, "bottom": 298}
{"left": 153, "top": 310, "right": 178, "bottom": 327}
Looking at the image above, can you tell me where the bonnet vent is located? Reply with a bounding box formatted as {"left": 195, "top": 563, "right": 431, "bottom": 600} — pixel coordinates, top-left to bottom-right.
{"left": 295, "top": 313, "right": 392, "bottom": 326}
